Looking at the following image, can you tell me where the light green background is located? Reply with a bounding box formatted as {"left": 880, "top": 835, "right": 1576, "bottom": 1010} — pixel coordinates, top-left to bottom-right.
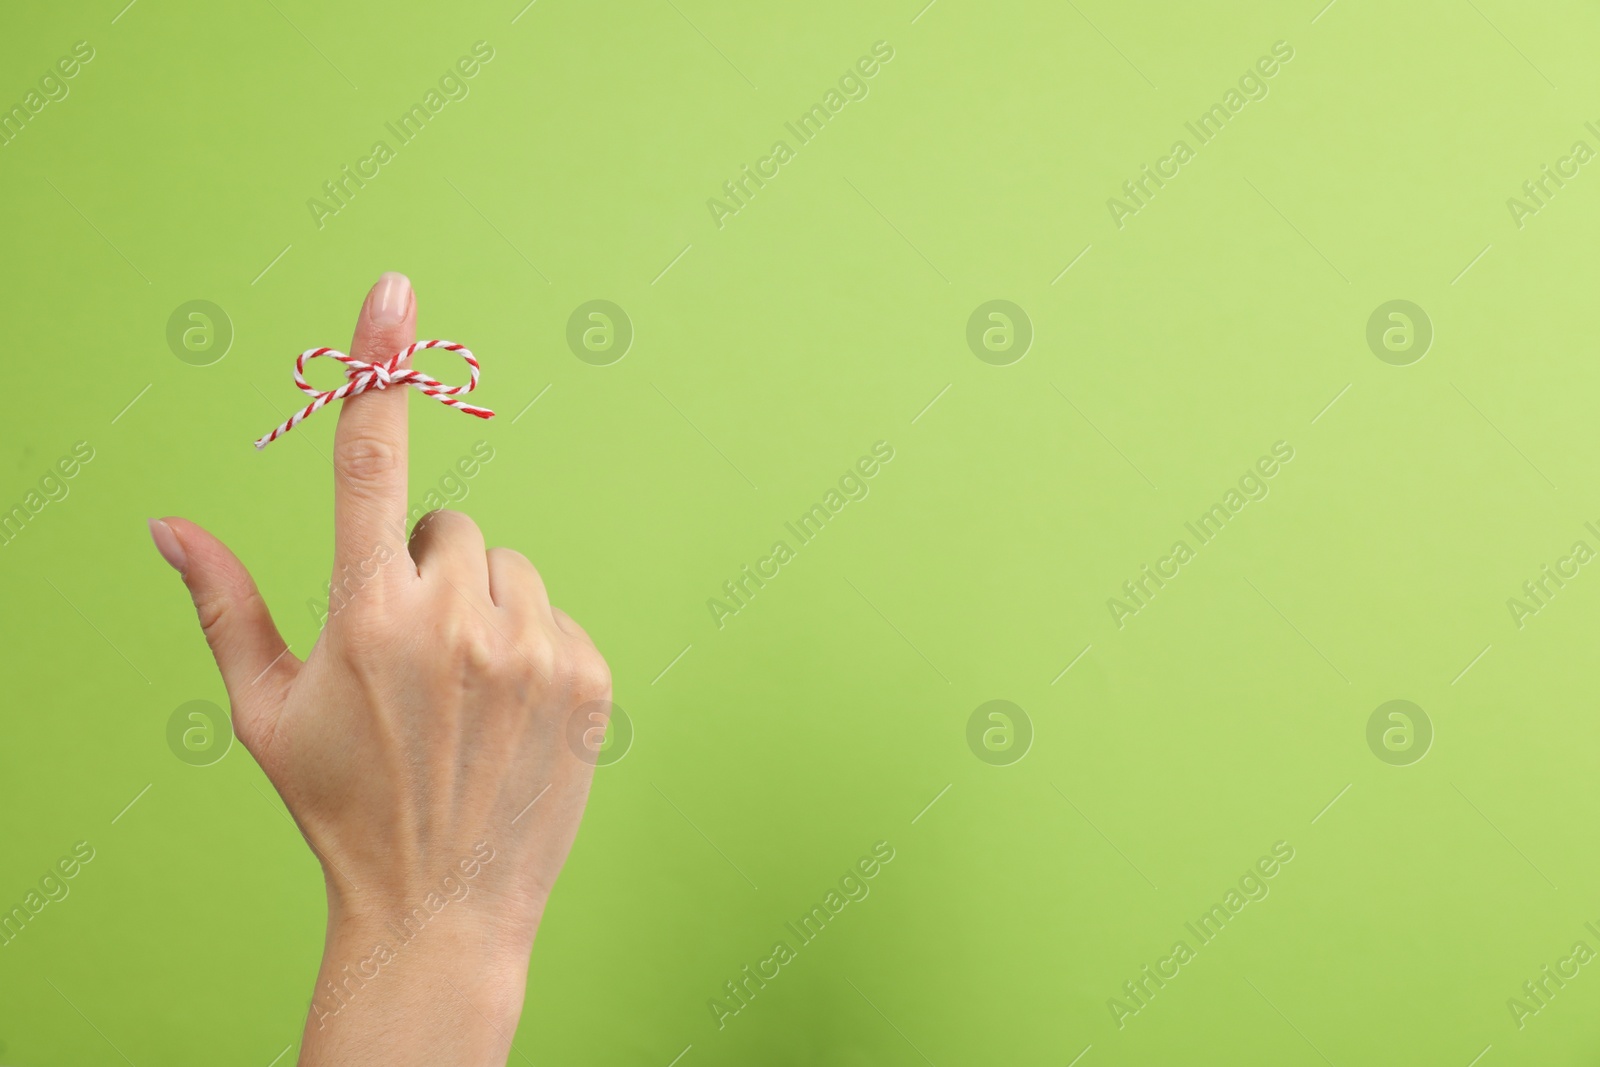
{"left": 2, "top": 0, "right": 1598, "bottom": 1063}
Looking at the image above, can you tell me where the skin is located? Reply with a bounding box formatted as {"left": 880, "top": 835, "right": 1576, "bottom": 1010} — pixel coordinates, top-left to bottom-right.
{"left": 146, "top": 272, "right": 610, "bottom": 1066}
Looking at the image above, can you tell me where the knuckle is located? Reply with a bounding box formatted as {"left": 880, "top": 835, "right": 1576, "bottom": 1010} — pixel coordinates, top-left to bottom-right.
{"left": 563, "top": 613, "right": 588, "bottom": 639}
{"left": 489, "top": 545, "right": 532, "bottom": 568}
{"left": 437, "top": 609, "right": 494, "bottom": 671}
{"left": 551, "top": 607, "right": 590, "bottom": 645}
{"left": 414, "top": 508, "right": 474, "bottom": 536}
{"left": 568, "top": 644, "right": 612, "bottom": 699}
{"left": 463, "top": 633, "right": 496, "bottom": 674}
{"left": 337, "top": 435, "right": 403, "bottom": 487}
{"left": 410, "top": 509, "right": 445, "bottom": 540}
{"left": 429, "top": 605, "right": 466, "bottom": 647}
{"left": 192, "top": 590, "right": 232, "bottom": 641}
{"left": 193, "top": 585, "right": 267, "bottom": 649}
{"left": 491, "top": 548, "right": 547, "bottom": 595}
{"left": 518, "top": 630, "right": 559, "bottom": 683}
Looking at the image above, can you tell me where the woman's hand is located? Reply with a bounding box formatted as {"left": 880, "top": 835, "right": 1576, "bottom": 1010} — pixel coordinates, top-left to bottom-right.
{"left": 147, "top": 273, "right": 611, "bottom": 1066}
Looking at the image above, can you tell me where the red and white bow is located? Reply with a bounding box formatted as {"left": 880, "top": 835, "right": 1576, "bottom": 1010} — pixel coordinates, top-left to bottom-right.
{"left": 254, "top": 340, "right": 494, "bottom": 449}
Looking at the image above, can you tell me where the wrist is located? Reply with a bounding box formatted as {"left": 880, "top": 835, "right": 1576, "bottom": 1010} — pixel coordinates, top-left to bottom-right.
{"left": 320, "top": 902, "right": 537, "bottom": 988}
{"left": 304, "top": 907, "right": 535, "bottom": 1059}
{"left": 319, "top": 838, "right": 545, "bottom": 960}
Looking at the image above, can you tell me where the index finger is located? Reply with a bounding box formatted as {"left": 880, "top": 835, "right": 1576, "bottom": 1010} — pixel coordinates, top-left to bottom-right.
{"left": 332, "top": 272, "right": 416, "bottom": 581}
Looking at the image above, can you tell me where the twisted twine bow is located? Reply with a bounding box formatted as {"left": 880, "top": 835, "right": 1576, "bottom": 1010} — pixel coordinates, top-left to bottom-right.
{"left": 254, "top": 340, "right": 494, "bottom": 450}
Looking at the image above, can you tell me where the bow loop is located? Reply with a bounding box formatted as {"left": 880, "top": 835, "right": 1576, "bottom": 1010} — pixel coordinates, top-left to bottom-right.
{"left": 255, "top": 340, "right": 494, "bottom": 449}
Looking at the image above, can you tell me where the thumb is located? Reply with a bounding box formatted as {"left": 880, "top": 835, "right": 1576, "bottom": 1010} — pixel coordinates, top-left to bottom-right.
{"left": 148, "top": 517, "right": 300, "bottom": 749}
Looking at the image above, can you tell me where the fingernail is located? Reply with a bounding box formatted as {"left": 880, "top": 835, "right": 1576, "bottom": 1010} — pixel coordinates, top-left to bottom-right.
{"left": 147, "top": 518, "right": 187, "bottom": 574}
{"left": 370, "top": 272, "right": 412, "bottom": 327}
